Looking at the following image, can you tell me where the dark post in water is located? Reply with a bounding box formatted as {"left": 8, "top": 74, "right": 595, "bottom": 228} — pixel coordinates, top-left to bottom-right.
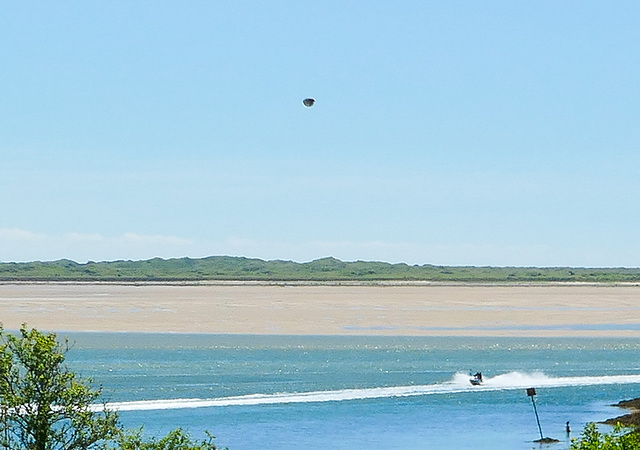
{"left": 527, "top": 388, "right": 544, "bottom": 440}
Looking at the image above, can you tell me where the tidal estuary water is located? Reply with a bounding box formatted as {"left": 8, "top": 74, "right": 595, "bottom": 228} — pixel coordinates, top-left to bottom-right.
{"left": 63, "top": 333, "right": 640, "bottom": 449}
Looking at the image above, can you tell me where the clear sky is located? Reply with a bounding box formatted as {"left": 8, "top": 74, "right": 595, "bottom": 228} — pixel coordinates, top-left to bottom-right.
{"left": 2, "top": 1, "right": 639, "bottom": 267}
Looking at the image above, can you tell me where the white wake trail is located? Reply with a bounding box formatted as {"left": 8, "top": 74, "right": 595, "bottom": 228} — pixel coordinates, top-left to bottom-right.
{"left": 100, "top": 372, "right": 640, "bottom": 412}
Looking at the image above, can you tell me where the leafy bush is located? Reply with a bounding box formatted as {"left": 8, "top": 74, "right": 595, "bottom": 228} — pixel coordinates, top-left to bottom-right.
{"left": 0, "top": 326, "right": 226, "bottom": 450}
{"left": 571, "top": 422, "right": 640, "bottom": 449}
{"left": 114, "top": 428, "right": 225, "bottom": 450}
{"left": 0, "top": 325, "right": 120, "bottom": 449}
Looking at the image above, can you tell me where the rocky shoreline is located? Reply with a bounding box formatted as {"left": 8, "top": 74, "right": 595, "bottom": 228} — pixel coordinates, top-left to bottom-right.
{"left": 603, "top": 399, "right": 640, "bottom": 426}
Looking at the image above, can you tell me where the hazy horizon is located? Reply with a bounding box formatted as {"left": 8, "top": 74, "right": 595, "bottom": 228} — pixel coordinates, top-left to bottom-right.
{"left": 1, "top": 254, "right": 637, "bottom": 270}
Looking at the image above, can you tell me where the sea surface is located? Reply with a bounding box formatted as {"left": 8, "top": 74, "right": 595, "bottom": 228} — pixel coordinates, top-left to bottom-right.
{"left": 62, "top": 333, "right": 640, "bottom": 449}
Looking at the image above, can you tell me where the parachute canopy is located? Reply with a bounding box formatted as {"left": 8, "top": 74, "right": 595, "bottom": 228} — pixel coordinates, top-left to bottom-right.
{"left": 302, "top": 98, "right": 316, "bottom": 107}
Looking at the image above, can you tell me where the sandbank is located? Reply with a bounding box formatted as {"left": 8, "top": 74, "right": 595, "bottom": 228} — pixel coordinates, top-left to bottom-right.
{"left": 1, "top": 282, "right": 640, "bottom": 337}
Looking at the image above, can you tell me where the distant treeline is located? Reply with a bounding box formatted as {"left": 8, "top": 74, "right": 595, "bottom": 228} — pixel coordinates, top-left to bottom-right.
{"left": 0, "top": 256, "right": 639, "bottom": 283}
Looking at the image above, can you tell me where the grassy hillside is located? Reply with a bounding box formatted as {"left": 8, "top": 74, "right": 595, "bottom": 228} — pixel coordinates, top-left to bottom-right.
{"left": 0, "top": 256, "right": 639, "bottom": 282}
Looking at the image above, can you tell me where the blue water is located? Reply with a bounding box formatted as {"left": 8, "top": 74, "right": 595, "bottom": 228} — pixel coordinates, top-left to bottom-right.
{"left": 63, "top": 334, "right": 640, "bottom": 449}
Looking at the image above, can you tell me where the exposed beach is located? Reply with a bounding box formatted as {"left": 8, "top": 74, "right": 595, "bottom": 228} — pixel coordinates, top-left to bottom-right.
{"left": 0, "top": 282, "right": 639, "bottom": 337}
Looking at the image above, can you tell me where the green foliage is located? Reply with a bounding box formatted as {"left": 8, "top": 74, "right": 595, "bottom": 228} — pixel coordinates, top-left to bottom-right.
{"left": 113, "top": 428, "right": 225, "bottom": 450}
{"left": 0, "top": 327, "right": 226, "bottom": 450}
{"left": 0, "top": 325, "right": 120, "bottom": 450}
{"left": 1, "top": 256, "right": 639, "bottom": 282}
{"left": 571, "top": 422, "right": 640, "bottom": 449}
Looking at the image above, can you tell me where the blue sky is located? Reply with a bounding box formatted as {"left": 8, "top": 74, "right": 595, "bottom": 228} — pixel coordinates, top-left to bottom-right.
{"left": 1, "top": 1, "right": 639, "bottom": 266}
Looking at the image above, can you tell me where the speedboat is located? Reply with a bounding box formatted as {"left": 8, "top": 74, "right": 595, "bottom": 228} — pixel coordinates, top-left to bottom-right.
{"left": 469, "top": 372, "right": 483, "bottom": 386}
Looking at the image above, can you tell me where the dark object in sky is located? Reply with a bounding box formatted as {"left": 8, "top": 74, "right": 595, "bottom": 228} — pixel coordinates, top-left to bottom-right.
{"left": 302, "top": 98, "right": 315, "bottom": 107}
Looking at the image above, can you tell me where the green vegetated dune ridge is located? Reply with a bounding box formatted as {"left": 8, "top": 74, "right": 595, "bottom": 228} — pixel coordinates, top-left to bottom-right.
{"left": 0, "top": 256, "right": 639, "bottom": 283}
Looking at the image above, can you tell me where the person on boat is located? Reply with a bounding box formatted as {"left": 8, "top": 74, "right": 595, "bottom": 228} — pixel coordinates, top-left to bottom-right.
{"left": 473, "top": 372, "right": 483, "bottom": 382}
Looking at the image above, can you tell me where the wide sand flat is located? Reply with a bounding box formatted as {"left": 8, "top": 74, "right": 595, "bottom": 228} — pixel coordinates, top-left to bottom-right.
{"left": 1, "top": 282, "right": 639, "bottom": 337}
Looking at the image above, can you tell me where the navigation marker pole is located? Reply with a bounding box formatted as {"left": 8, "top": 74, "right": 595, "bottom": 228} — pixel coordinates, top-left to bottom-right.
{"left": 527, "top": 388, "right": 544, "bottom": 441}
